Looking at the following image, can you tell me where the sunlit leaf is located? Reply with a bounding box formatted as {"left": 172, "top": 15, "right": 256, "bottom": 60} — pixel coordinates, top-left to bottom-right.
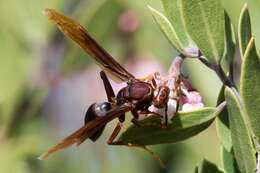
{"left": 240, "top": 38, "right": 260, "bottom": 143}
{"left": 117, "top": 107, "right": 221, "bottom": 145}
{"left": 238, "top": 3, "right": 252, "bottom": 57}
{"left": 225, "top": 87, "right": 256, "bottom": 173}
{"left": 220, "top": 146, "right": 241, "bottom": 173}
{"left": 245, "top": 0, "right": 260, "bottom": 54}
{"left": 216, "top": 86, "right": 232, "bottom": 151}
{"left": 181, "top": 0, "right": 225, "bottom": 63}
{"left": 148, "top": 6, "right": 184, "bottom": 53}
{"left": 223, "top": 11, "right": 236, "bottom": 66}
{"left": 161, "top": 0, "right": 193, "bottom": 48}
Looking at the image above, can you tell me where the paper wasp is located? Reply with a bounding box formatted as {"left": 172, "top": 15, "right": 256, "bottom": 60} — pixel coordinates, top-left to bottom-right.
{"left": 39, "top": 9, "right": 183, "bottom": 160}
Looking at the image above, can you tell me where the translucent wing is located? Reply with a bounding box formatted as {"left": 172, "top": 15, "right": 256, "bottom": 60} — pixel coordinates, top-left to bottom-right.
{"left": 38, "top": 104, "right": 132, "bottom": 160}
{"left": 44, "top": 8, "right": 135, "bottom": 83}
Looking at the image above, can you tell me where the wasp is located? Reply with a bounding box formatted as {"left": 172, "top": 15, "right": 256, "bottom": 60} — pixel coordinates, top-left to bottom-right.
{"left": 39, "top": 9, "right": 183, "bottom": 160}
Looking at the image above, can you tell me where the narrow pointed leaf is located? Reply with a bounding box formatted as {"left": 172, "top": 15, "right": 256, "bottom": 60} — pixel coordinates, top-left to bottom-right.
{"left": 240, "top": 38, "right": 260, "bottom": 143}
{"left": 223, "top": 11, "right": 236, "bottom": 65}
{"left": 161, "top": 0, "right": 193, "bottom": 48}
{"left": 225, "top": 87, "right": 256, "bottom": 173}
{"left": 220, "top": 146, "right": 241, "bottom": 173}
{"left": 238, "top": 4, "right": 252, "bottom": 56}
{"left": 198, "top": 159, "right": 224, "bottom": 173}
{"left": 148, "top": 6, "right": 184, "bottom": 53}
{"left": 117, "top": 107, "right": 219, "bottom": 145}
{"left": 216, "top": 86, "right": 232, "bottom": 151}
{"left": 181, "top": 0, "right": 225, "bottom": 63}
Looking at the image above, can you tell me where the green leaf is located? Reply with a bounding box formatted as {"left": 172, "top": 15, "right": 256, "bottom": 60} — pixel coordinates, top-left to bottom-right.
{"left": 161, "top": 0, "right": 193, "bottom": 48}
{"left": 238, "top": 3, "right": 252, "bottom": 57}
{"left": 220, "top": 146, "right": 241, "bottom": 173}
{"left": 194, "top": 166, "right": 199, "bottom": 173}
{"left": 197, "top": 159, "right": 224, "bottom": 173}
{"left": 117, "top": 107, "right": 220, "bottom": 145}
{"left": 245, "top": 0, "right": 260, "bottom": 54}
{"left": 223, "top": 11, "right": 236, "bottom": 65}
{"left": 181, "top": 0, "right": 225, "bottom": 63}
{"left": 225, "top": 87, "right": 256, "bottom": 173}
{"left": 148, "top": 6, "right": 184, "bottom": 53}
{"left": 216, "top": 86, "right": 232, "bottom": 151}
{"left": 241, "top": 38, "right": 260, "bottom": 143}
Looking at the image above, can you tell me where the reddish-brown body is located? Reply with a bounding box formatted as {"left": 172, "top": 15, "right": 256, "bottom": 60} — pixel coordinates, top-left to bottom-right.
{"left": 116, "top": 81, "right": 154, "bottom": 110}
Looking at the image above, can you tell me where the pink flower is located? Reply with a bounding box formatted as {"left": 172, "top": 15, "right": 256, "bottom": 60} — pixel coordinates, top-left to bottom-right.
{"left": 181, "top": 90, "right": 204, "bottom": 112}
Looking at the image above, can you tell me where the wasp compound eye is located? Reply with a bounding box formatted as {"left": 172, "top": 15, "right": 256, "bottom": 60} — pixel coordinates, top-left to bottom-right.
{"left": 95, "top": 102, "right": 112, "bottom": 116}
{"left": 100, "top": 102, "right": 112, "bottom": 112}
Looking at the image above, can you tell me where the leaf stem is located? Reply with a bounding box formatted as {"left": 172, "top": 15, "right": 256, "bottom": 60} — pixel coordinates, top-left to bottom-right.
{"left": 181, "top": 49, "right": 236, "bottom": 88}
{"left": 229, "top": 62, "right": 234, "bottom": 82}
{"left": 200, "top": 57, "right": 234, "bottom": 87}
{"left": 195, "top": 56, "right": 234, "bottom": 87}
{"left": 215, "top": 64, "right": 235, "bottom": 88}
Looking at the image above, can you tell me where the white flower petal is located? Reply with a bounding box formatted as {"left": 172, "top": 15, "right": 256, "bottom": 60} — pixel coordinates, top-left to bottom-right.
{"left": 167, "top": 99, "right": 177, "bottom": 123}
{"left": 182, "top": 103, "right": 204, "bottom": 112}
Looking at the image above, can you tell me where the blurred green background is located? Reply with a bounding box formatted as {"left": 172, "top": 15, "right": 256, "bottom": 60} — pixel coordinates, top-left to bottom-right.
{"left": 0, "top": 0, "right": 259, "bottom": 172}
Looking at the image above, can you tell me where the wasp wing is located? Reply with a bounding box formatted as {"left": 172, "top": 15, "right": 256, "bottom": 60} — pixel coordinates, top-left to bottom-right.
{"left": 44, "top": 8, "right": 135, "bottom": 83}
{"left": 38, "top": 104, "right": 132, "bottom": 160}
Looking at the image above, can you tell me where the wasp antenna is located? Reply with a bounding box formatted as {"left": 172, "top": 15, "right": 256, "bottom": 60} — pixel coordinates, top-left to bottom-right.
{"left": 38, "top": 151, "right": 49, "bottom": 160}
{"left": 142, "top": 146, "right": 166, "bottom": 169}
{"left": 43, "top": 8, "right": 54, "bottom": 18}
{"left": 127, "top": 143, "right": 166, "bottom": 169}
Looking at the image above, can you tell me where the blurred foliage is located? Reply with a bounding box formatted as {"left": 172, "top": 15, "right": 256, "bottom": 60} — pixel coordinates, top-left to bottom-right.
{"left": 0, "top": 0, "right": 260, "bottom": 173}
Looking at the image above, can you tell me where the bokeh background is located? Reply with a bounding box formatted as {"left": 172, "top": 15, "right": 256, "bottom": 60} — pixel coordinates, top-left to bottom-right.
{"left": 0, "top": 0, "right": 260, "bottom": 172}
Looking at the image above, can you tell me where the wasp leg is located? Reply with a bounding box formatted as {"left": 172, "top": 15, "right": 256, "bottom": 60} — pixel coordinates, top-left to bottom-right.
{"left": 100, "top": 71, "right": 115, "bottom": 103}
{"left": 131, "top": 110, "right": 162, "bottom": 127}
{"left": 136, "top": 110, "right": 162, "bottom": 118}
{"left": 131, "top": 110, "right": 144, "bottom": 127}
{"left": 109, "top": 142, "right": 166, "bottom": 168}
{"left": 138, "top": 73, "right": 154, "bottom": 81}
{"left": 100, "top": 71, "right": 126, "bottom": 138}
{"left": 164, "top": 104, "right": 168, "bottom": 127}
{"left": 87, "top": 71, "right": 117, "bottom": 142}
{"left": 128, "top": 143, "right": 166, "bottom": 168}
{"left": 138, "top": 72, "right": 159, "bottom": 88}
{"left": 131, "top": 118, "right": 142, "bottom": 127}
{"left": 107, "top": 121, "right": 123, "bottom": 145}
{"left": 172, "top": 75, "right": 181, "bottom": 112}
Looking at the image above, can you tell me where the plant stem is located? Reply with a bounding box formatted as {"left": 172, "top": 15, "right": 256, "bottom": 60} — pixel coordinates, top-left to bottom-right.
{"left": 182, "top": 48, "right": 236, "bottom": 88}
{"left": 229, "top": 62, "right": 234, "bottom": 82}
{"left": 216, "top": 64, "right": 235, "bottom": 88}
{"left": 197, "top": 57, "right": 235, "bottom": 88}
